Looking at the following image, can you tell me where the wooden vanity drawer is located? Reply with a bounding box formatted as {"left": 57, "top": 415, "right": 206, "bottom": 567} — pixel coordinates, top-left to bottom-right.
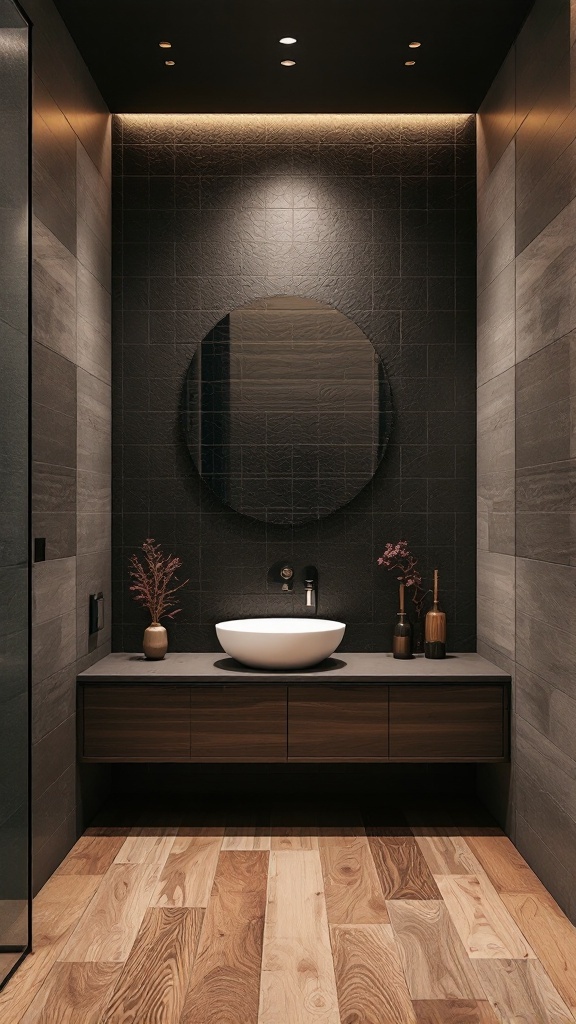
{"left": 82, "top": 685, "right": 190, "bottom": 761}
{"left": 189, "top": 685, "right": 286, "bottom": 761}
{"left": 389, "top": 684, "right": 507, "bottom": 761}
{"left": 288, "top": 685, "right": 389, "bottom": 760}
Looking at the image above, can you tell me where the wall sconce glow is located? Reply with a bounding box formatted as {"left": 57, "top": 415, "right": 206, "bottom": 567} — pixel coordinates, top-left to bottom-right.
{"left": 279, "top": 37, "right": 297, "bottom": 44}
{"left": 165, "top": 59, "right": 175, "bottom": 66}
{"left": 281, "top": 59, "right": 296, "bottom": 66}
{"left": 405, "top": 60, "right": 416, "bottom": 66}
{"left": 408, "top": 41, "right": 421, "bottom": 48}
{"left": 159, "top": 41, "right": 172, "bottom": 48}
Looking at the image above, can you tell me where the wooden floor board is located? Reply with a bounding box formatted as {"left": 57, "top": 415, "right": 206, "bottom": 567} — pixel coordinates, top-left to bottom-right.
{"left": 102, "top": 907, "right": 204, "bottom": 1023}
{"left": 151, "top": 835, "right": 222, "bottom": 909}
{"left": 222, "top": 822, "right": 271, "bottom": 851}
{"left": 19, "top": 962, "right": 122, "bottom": 1024}
{"left": 258, "top": 849, "right": 340, "bottom": 1024}
{"left": 0, "top": 876, "right": 102, "bottom": 1022}
{"left": 331, "top": 923, "right": 416, "bottom": 1024}
{"left": 436, "top": 875, "right": 536, "bottom": 960}
{"left": 465, "top": 836, "right": 548, "bottom": 895}
{"left": 58, "top": 864, "right": 161, "bottom": 963}
{"left": 2, "top": 800, "right": 576, "bottom": 1024}
{"left": 412, "top": 999, "right": 500, "bottom": 1023}
{"left": 319, "top": 835, "right": 389, "bottom": 925}
{"left": 387, "top": 900, "right": 485, "bottom": 1000}
{"left": 179, "top": 850, "right": 268, "bottom": 1024}
{"left": 113, "top": 831, "right": 176, "bottom": 867}
{"left": 501, "top": 892, "right": 576, "bottom": 1015}
{"left": 56, "top": 836, "right": 126, "bottom": 876}
{"left": 415, "top": 835, "right": 485, "bottom": 876}
{"left": 368, "top": 835, "right": 441, "bottom": 899}
{"left": 475, "top": 958, "right": 575, "bottom": 1024}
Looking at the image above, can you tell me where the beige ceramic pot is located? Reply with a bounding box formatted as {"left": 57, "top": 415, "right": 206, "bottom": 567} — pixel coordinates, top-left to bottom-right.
{"left": 143, "top": 622, "right": 168, "bottom": 660}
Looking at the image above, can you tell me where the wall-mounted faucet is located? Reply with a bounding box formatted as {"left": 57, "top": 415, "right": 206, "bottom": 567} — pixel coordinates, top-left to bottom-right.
{"left": 280, "top": 565, "right": 294, "bottom": 592}
{"left": 267, "top": 561, "right": 318, "bottom": 612}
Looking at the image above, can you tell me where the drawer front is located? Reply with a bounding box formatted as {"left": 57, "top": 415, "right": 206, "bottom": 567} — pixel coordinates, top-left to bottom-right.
{"left": 389, "top": 685, "right": 506, "bottom": 761}
{"left": 189, "top": 686, "right": 287, "bottom": 761}
{"left": 288, "top": 685, "right": 389, "bottom": 760}
{"left": 82, "top": 685, "right": 190, "bottom": 760}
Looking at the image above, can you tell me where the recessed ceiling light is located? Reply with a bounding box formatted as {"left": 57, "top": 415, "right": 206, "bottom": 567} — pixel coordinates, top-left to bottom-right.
{"left": 279, "top": 36, "right": 297, "bottom": 44}
{"left": 405, "top": 60, "right": 416, "bottom": 66}
{"left": 165, "top": 59, "right": 175, "bottom": 66}
{"left": 281, "top": 59, "right": 296, "bottom": 66}
{"left": 408, "top": 41, "right": 421, "bottom": 48}
{"left": 159, "top": 41, "right": 172, "bottom": 48}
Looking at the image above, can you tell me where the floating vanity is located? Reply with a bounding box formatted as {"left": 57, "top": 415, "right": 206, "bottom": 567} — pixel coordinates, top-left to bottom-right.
{"left": 77, "top": 652, "right": 510, "bottom": 765}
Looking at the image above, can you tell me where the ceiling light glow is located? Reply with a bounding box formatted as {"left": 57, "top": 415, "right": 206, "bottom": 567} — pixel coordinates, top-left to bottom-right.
{"left": 279, "top": 36, "right": 297, "bottom": 44}
{"left": 165, "top": 59, "right": 175, "bottom": 66}
{"left": 281, "top": 59, "right": 296, "bottom": 66}
{"left": 408, "top": 41, "right": 421, "bottom": 48}
{"left": 405, "top": 60, "right": 416, "bottom": 66}
{"left": 159, "top": 41, "right": 172, "bottom": 48}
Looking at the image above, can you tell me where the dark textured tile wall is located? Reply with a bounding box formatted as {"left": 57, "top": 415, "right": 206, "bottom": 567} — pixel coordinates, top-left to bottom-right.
{"left": 477, "top": 0, "right": 576, "bottom": 924}
{"left": 112, "top": 114, "right": 476, "bottom": 653}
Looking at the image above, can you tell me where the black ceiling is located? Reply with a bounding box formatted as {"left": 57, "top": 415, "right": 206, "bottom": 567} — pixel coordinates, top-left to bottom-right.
{"left": 52, "top": 0, "right": 534, "bottom": 114}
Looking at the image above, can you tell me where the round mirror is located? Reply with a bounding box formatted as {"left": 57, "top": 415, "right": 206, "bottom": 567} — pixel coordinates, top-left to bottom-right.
{"left": 185, "top": 296, "right": 393, "bottom": 524}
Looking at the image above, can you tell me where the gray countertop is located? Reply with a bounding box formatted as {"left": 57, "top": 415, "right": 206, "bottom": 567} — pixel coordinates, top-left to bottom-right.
{"left": 78, "top": 652, "right": 511, "bottom": 685}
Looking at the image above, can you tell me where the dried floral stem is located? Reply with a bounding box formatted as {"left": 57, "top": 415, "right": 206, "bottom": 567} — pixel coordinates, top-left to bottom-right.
{"left": 128, "top": 538, "right": 189, "bottom": 623}
{"left": 376, "top": 539, "right": 431, "bottom": 619}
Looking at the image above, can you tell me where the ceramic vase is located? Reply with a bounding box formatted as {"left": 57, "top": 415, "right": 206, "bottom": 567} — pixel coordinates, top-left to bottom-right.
{"left": 143, "top": 622, "right": 167, "bottom": 660}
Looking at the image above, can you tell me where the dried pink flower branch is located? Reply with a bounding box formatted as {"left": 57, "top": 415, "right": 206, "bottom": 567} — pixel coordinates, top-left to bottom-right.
{"left": 128, "top": 538, "right": 189, "bottom": 623}
{"left": 376, "top": 539, "right": 430, "bottom": 618}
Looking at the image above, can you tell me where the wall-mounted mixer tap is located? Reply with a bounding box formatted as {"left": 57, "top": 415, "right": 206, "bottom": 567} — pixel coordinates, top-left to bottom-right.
{"left": 305, "top": 578, "right": 316, "bottom": 610}
{"left": 280, "top": 565, "right": 294, "bottom": 592}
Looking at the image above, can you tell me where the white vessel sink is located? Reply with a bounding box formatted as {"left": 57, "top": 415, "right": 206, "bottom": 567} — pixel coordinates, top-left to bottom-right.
{"left": 215, "top": 617, "right": 346, "bottom": 670}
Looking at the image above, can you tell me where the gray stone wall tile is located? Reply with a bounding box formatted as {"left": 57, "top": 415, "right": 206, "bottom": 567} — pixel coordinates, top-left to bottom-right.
{"left": 515, "top": 811, "right": 576, "bottom": 918}
{"left": 32, "top": 663, "right": 77, "bottom": 745}
{"left": 516, "top": 201, "right": 576, "bottom": 358}
{"left": 477, "top": 141, "right": 515, "bottom": 254}
{"left": 477, "top": 48, "right": 516, "bottom": 188}
{"left": 516, "top": 511, "right": 573, "bottom": 564}
{"left": 32, "top": 219, "right": 77, "bottom": 362}
{"left": 515, "top": 662, "right": 576, "bottom": 763}
{"left": 76, "top": 368, "right": 111, "bottom": 476}
{"left": 31, "top": 764, "right": 76, "bottom": 860}
{"left": 32, "top": 556, "right": 76, "bottom": 626}
{"left": 516, "top": 556, "right": 576, "bottom": 632}
{"left": 516, "top": 609, "right": 576, "bottom": 697}
{"left": 32, "top": 714, "right": 76, "bottom": 800}
{"left": 77, "top": 511, "right": 111, "bottom": 555}
{"left": 77, "top": 469, "right": 111, "bottom": 514}
{"left": 477, "top": 262, "right": 515, "bottom": 385}
{"left": 478, "top": 368, "right": 515, "bottom": 526}
{"left": 477, "top": 550, "right": 516, "bottom": 660}
{"left": 32, "top": 462, "right": 76, "bottom": 514}
{"left": 76, "top": 549, "right": 111, "bottom": 659}
{"left": 477, "top": 215, "right": 515, "bottom": 293}
{"left": 31, "top": 610, "right": 76, "bottom": 685}
{"left": 32, "top": 106, "right": 76, "bottom": 256}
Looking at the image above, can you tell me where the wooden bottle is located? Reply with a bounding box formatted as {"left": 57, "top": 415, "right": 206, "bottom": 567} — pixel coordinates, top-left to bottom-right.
{"left": 424, "top": 569, "right": 446, "bottom": 659}
{"left": 392, "top": 584, "right": 413, "bottom": 659}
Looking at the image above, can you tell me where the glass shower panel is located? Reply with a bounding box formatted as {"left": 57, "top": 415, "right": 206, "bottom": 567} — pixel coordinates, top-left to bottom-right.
{"left": 0, "top": 0, "right": 31, "bottom": 988}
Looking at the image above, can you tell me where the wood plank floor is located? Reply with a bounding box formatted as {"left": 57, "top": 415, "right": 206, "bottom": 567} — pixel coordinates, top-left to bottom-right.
{"left": 2, "top": 799, "right": 576, "bottom": 1024}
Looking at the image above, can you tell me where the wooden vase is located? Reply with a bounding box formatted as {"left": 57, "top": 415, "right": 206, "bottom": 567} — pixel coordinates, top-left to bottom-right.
{"left": 143, "top": 622, "right": 167, "bottom": 660}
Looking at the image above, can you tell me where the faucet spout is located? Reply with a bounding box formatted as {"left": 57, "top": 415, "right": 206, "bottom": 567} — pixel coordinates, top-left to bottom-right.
{"left": 305, "top": 579, "right": 316, "bottom": 610}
